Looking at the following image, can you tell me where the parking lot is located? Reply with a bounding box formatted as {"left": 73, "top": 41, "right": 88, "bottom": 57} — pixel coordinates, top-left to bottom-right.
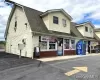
{"left": 0, "top": 52, "right": 41, "bottom": 71}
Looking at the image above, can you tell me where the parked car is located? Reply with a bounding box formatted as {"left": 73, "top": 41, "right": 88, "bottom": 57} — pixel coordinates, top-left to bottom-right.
{"left": 94, "top": 45, "right": 100, "bottom": 53}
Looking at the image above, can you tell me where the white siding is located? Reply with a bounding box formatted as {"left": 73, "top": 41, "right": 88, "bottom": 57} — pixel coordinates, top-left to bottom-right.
{"left": 6, "top": 6, "right": 33, "bottom": 58}
{"left": 42, "top": 12, "right": 71, "bottom": 34}
{"left": 32, "top": 35, "right": 39, "bottom": 57}
{"left": 77, "top": 24, "right": 94, "bottom": 38}
{"left": 84, "top": 24, "right": 94, "bottom": 38}
{"left": 95, "top": 32, "right": 100, "bottom": 38}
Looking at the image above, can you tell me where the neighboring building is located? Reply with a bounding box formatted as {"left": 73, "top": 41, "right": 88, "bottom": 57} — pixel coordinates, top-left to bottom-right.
{"left": 5, "top": 1, "right": 100, "bottom": 58}
{"left": 95, "top": 28, "right": 100, "bottom": 44}
{"left": 95, "top": 28, "right": 100, "bottom": 39}
{"left": 76, "top": 22, "right": 99, "bottom": 53}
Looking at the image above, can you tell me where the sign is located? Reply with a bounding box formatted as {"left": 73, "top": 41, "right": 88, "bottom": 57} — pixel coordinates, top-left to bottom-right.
{"left": 76, "top": 40, "right": 86, "bottom": 55}
{"left": 41, "top": 36, "right": 49, "bottom": 41}
{"left": 57, "top": 46, "right": 63, "bottom": 56}
{"left": 91, "top": 42, "right": 98, "bottom": 46}
{"left": 41, "top": 36, "right": 56, "bottom": 42}
{"left": 18, "top": 44, "right": 24, "bottom": 50}
{"left": 65, "top": 67, "right": 88, "bottom": 76}
{"left": 49, "top": 37, "right": 56, "bottom": 42}
{"left": 76, "top": 40, "right": 83, "bottom": 55}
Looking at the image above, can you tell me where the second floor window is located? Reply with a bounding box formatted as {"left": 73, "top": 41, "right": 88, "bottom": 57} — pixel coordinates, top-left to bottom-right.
{"left": 90, "top": 28, "right": 92, "bottom": 33}
{"left": 62, "top": 19, "right": 66, "bottom": 27}
{"left": 85, "top": 26, "right": 88, "bottom": 32}
{"left": 53, "top": 16, "right": 58, "bottom": 24}
{"left": 14, "top": 21, "right": 17, "bottom": 32}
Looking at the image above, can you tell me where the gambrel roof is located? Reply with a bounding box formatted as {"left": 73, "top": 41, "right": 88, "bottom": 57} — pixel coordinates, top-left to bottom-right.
{"left": 5, "top": 2, "right": 82, "bottom": 39}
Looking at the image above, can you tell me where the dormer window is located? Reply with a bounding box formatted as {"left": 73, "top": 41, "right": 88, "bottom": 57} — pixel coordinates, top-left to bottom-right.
{"left": 53, "top": 16, "right": 58, "bottom": 24}
{"left": 62, "top": 19, "right": 66, "bottom": 27}
{"left": 90, "top": 28, "right": 92, "bottom": 33}
{"left": 85, "top": 26, "right": 88, "bottom": 32}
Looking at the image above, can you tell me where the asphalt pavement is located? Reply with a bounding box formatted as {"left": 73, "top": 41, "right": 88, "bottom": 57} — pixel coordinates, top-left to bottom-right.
{"left": 0, "top": 52, "right": 100, "bottom": 80}
{"left": 47, "top": 55, "right": 100, "bottom": 80}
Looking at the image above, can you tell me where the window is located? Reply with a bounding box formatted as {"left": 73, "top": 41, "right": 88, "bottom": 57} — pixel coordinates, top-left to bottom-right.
{"left": 91, "top": 46, "right": 94, "bottom": 50}
{"left": 90, "top": 28, "right": 92, "bottom": 33}
{"left": 40, "top": 41, "right": 47, "bottom": 50}
{"left": 53, "top": 16, "right": 58, "bottom": 24}
{"left": 85, "top": 26, "right": 88, "bottom": 32}
{"left": 71, "top": 40, "right": 75, "bottom": 49}
{"left": 62, "top": 19, "right": 66, "bottom": 27}
{"left": 14, "top": 21, "right": 17, "bottom": 32}
{"left": 49, "top": 42, "right": 56, "bottom": 49}
{"left": 22, "top": 39, "right": 26, "bottom": 46}
{"left": 25, "top": 23, "right": 27, "bottom": 29}
{"left": 64, "top": 39, "right": 70, "bottom": 49}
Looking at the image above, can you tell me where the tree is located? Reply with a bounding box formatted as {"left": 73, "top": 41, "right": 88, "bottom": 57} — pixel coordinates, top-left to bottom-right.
{"left": 0, "top": 41, "right": 6, "bottom": 45}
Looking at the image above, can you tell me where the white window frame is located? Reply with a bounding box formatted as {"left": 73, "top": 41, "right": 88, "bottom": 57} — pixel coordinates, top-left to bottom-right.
{"left": 90, "top": 28, "right": 92, "bottom": 33}
{"left": 62, "top": 19, "right": 67, "bottom": 27}
{"left": 64, "top": 38, "right": 70, "bottom": 50}
{"left": 49, "top": 41, "right": 57, "bottom": 51}
{"left": 85, "top": 26, "right": 88, "bottom": 32}
{"left": 70, "top": 39, "right": 76, "bottom": 50}
{"left": 40, "top": 41, "right": 48, "bottom": 51}
{"left": 40, "top": 36, "right": 57, "bottom": 51}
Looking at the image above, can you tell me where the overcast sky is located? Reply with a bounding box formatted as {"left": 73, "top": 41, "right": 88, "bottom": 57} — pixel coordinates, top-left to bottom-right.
{"left": 0, "top": 0, "right": 100, "bottom": 41}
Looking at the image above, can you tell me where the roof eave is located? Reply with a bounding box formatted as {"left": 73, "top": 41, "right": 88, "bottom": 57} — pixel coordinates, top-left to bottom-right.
{"left": 40, "top": 9, "right": 73, "bottom": 20}
{"left": 76, "top": 22, "right": 95, "bottom": 28}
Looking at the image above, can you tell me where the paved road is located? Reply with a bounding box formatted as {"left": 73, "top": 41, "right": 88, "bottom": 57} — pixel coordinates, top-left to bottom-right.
{"left": 48, "top": 55, "right": 100, "bottom": 80}
{"left": 1, "top": 54, "right": 100, "bottom": 80}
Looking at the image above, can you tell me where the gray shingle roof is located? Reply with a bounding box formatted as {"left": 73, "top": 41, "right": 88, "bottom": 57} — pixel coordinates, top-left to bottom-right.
{"left": 24, "top": 6, "right": 49, "bottom": 33}
{"left": 94, "top": 33, "right": 100, "bottom": 41}
{"left": 70, "top": 22, "right": 83, "bottom": 38}
{"left": 23, "top": 6, "right": 80, "bottom": 38}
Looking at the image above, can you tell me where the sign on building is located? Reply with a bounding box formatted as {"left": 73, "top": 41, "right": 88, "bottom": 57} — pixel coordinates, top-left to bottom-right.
{"left": 18, "top": 44, "right": 24, "bottom": 50}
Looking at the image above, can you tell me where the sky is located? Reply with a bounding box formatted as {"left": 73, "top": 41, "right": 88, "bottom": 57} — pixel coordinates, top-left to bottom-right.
{"left": 0, "top": 0, "right": 100, "bottom": 41}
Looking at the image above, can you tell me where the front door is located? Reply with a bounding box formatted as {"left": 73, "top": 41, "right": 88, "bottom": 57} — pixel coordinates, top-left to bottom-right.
{"left": 88, "top": 41, "right": 90, "bottom": 53}
{"left": 57, "top": 38, "right": 63, "bottom": 56}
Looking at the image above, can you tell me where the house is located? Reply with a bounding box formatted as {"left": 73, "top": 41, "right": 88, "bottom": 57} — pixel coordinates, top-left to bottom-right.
{"left": 76, "top": 22, "right": 99, "bottom": 53}
{"left": 95, "top": 28, "right": 100, "bottom": 39}
{"left": 5, "top": 1, "right": 99, "bottom": 58}
{"left": 95, "top": 28, "right": 100, "bottom": 45}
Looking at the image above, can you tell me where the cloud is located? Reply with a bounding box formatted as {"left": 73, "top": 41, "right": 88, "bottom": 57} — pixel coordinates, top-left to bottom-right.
{"left": 0, "top": 0, "right": 100, "bottom": 41}
{"left": 0, "top": 33, "right": 4, "bottom": 38}
{"left": 0, "top": 27, "right": 5, "bottom": 33}
{"left": 9, "top": 0, "right": 100, "bottom": 23}
{"left": 0, "top": 32, "right": 4, "bottom": 41}
{"left": 88, "top": 11, "right": 100, "bottom": 20}
{"left": 0, "top": 1, "right": 11, "bottom": 27}
{"left": 94, "top": 24, "right": 100, "bottom": 28}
